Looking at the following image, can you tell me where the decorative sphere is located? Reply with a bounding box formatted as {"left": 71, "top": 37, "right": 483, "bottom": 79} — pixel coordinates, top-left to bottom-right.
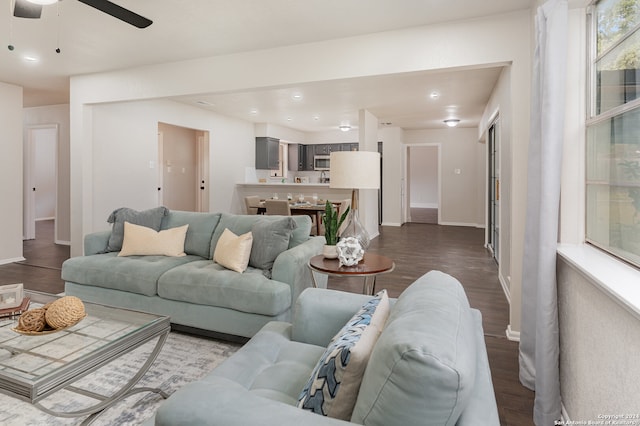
{"left": 336, "top": 237, "right": 364, "bottom": 267}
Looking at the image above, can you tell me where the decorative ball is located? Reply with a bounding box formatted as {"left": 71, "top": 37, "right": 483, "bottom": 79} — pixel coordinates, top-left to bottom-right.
{"left": 336, "top": 237, "right": 364, "bottom": 267}
{"left": 45, "top": 296, "right": 86, "bottom": 329}
{"left": 17, "top": 308, "right": 47, "bottom": 332}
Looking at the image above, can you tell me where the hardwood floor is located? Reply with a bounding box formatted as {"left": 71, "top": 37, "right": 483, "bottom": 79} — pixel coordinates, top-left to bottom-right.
{"left": 0, "top": 220, "right": 534, "bottom": 425}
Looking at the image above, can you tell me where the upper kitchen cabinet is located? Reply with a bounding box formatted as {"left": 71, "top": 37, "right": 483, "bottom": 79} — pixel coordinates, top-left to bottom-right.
{"left": 255, "top": 137, "right": 280, "bottom": 169}
{"left": 341, "top": 143, "right": 359, "bottom": 151}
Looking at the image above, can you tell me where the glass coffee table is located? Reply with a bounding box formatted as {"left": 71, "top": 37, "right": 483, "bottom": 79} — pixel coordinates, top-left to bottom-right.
{"left": 0, "top": 290, "right": 170, "bottom": 424}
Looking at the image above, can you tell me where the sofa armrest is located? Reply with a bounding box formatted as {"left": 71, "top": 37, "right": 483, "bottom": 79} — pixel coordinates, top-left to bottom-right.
{"left": 291, "top": 287, "right": 374, "bottom": 347}
{"left": 84, "top": 231, "right": 111, "bottom": 255}
{"left": 271, "top": 236, "right": 326, "bottom": 305}
{"left": 154, "top": 377, "right": 351, "bottom": 426}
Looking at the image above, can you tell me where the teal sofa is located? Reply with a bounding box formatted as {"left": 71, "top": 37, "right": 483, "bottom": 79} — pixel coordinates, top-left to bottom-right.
{"left": 62, "top": 211, "right": 326, "bottom": 338}
{"left": 149, "top": 271, "right": 500, "bottom": 426}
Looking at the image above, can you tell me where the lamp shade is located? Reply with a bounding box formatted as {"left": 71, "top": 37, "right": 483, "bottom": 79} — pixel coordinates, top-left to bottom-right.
{"left": 329, "top": 151, "right": 380, "bottom": 189}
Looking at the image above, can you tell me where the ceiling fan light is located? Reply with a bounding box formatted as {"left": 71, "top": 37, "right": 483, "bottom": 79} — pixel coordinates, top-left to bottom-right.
{"left": 25, "top": 0, "right": 58, "bottom": 5}
{"left": 444, "top": 119, "right": 460, "bottom": 127}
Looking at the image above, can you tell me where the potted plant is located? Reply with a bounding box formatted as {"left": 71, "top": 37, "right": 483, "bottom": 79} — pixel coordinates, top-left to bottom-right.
{"left": 322, "top": 200, "right": 350, "bottom": 258}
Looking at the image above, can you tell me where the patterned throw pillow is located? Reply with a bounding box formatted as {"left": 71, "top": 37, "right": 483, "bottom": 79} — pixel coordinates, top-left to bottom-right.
{"left": 297, "top": 290, "right": 390, "bottom": 420}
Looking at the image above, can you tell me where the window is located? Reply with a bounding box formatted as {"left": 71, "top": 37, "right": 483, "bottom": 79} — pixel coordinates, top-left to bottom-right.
{"left": 586, "top": 0, "right": 640, "bottom": 267}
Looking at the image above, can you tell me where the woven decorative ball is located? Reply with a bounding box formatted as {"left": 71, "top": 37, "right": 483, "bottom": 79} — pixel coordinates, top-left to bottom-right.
{"left": 45, "top": 296, "right": 86, "bottom": 329}
{"left": 17, "top": 308, "right": 47, "bottom": 332}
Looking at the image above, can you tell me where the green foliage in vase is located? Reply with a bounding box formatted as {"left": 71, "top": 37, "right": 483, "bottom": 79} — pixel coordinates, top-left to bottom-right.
{"left": 322, "top": 200, "right": 350, "bottom": 246}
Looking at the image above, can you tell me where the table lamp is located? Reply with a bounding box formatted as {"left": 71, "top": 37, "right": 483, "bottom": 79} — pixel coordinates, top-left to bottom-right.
{"left": 330, "top": 150, "right": 381, "bottom": 250}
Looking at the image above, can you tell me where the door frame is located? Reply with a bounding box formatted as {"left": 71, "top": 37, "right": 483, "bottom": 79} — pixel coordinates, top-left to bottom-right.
{"left": 24, "top": 124, "right": 59, "bottom": 241}
{"left": 403, "top": 143, "right": 441, "bottom": 224}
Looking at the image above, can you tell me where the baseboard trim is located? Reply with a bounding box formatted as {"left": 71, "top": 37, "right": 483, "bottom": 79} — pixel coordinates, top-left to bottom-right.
{"left": 0, "top": 257, "right": 26, "bottom": 266}
{"left": 439, "top": 221, "right": 477, "bottom": 227}
{"left": 381, "top": 222, "right": 402, "bottom": 227}
{"left": 55, "top": 239, "right": 71, "bottom": 246}
{"left": 506, "top": 325, "right": 520, "bottom": 342}
{"left": 499, "top": 273, "right": 511, "bottom": 303}
{"left": 410, "top": 203, "right": 438, "bottom": 209}
{"left": 36, "top": 217, "right": 55, "bottom": 222}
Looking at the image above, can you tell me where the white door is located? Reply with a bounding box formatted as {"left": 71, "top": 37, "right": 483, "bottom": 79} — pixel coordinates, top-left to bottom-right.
{"left": 25, "top": 125, "right": 58, "bottom": 240}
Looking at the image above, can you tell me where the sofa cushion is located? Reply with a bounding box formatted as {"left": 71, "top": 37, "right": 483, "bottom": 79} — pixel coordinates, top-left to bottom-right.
{"left": 106, "top": 206, "right": 168, "bottom": 252}
{"left": 206, "top": 322, "right": 326, "bottom": 405}
{"left": 210, "top": 214, "right": 312, "bottom": 258}
{"left": 213, "top": 229, "right": 253, "bottom": 273}
{"left": 249, "top": 217, "right": 297, "bottom": 272}
{"left": 351, "top": 271, "right": 477, "bottom": 426}
{"left": 161, "top": 211, "right": 221, "bottom": 259}
{"left": 157, "top": 260, "right": 291, "bottom": 316}
{"left": 61, "top": 252, "right": 200, "bottom": 296}
{"left": 118, "top": 222, "right": 188, "bottom": 257}
{"left": 297, "top": 290, "right": 389, "bottom": 420}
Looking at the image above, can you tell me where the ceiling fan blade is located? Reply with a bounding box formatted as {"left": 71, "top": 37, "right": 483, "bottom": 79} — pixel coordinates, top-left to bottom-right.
{"left": 13, "top": 0, "right": 43, "bottom": 19}
{"left": 77, "top": 0, "right": 152, "bottom": 28}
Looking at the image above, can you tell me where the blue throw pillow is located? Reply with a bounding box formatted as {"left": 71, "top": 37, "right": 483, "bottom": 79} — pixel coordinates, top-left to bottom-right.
{"left": 297, "top": 290, "right": 390, "bottom": 420}
{"left": 106, "top": 206, "right": 168, "bottom": 252}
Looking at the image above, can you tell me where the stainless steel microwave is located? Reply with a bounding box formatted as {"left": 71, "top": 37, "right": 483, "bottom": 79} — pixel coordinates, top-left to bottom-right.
{"left": 314, "top": 155, "right": 330, "bottom": 171}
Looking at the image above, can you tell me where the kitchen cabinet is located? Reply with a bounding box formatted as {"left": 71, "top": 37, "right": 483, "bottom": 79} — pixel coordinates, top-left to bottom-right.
{"left": 314, "top": 144, "right": 330, "bottom": 155}
{"left": 255, "top": 137, "right": 280, "bottom": 170}
{"left": 304, "top": 145, "right": 315, "bottom": 171}
{"left": 341, "top": 143, "right": 359, "bottom": 151}
{"left": 288, "top": 143, "right": 307, "bottom": 171}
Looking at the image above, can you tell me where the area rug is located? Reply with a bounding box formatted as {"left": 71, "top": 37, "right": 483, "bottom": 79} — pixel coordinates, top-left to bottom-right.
{"left": 0, "top": 331, "right": 241, "bottom": 425}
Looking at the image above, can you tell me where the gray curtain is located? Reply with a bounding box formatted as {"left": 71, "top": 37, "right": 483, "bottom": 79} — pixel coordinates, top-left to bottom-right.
{"left": 519, "top": 0, "right": 568, "bottom": 425}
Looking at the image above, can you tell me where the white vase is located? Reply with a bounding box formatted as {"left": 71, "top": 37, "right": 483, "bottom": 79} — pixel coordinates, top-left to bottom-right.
{"left": 323, "top": 244, "right": 338, "bottom": 259}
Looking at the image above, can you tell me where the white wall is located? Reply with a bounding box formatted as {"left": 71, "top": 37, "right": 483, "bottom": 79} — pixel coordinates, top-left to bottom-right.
{"left": 409, "top": 146, "right": 439, "bottom": 208}
{"left": 23, "top": 104, "right": 71, "bottom": 244}
{"left": 88, "top": 99, "right": 254, "bottom": 234}
{"left": 0, "top": 82, "right": 24, "bottom": 264}
{"left": 379, "top": 126, "right": 404, "bottom": 227}
{"left": 405, "top": 128, "right": 483, "bottom": 227}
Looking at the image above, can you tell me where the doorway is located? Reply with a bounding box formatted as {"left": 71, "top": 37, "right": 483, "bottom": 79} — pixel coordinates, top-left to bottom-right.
{"left": 157, "top": 123, "right": 210, "bottom": 212}
{"left": 407, "top": 145, "right": 440, "bottom": 224}
{"left": 24, "top": 124, "right": 59, "bottom": 241}
{"left": 487, "top": 119, "right": 500, "bottom": 263}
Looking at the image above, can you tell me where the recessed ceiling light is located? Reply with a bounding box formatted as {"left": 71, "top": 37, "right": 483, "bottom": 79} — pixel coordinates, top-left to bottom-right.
{"left": 292, "top": 93, "right": 303, "bottom": 100}
{"left": 444, "top": 119, "right": 460, "bottom": 127}
{"left": 339, "top": 124, "right": 351, "bottom": 132}
{"left": 313, "top": 116, "right": 320, "bottom": 121}
{"left": 23, "top": 55, "right": 38, "bottom": 62}
{"left": 287, "top": 117, "right": 293, "bottom": 121}
{"left": 195, "top": 100, "right": 213, "bottom": 106}
{"left": 249, "top": 109, "right": 259, "bottom": 115}
{"left": 430, "top": 92, "right": 440, "bottom": 99}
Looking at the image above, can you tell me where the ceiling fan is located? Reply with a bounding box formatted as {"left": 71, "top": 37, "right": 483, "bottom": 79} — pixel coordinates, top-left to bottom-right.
{"left": 13, "top": 0, "right": 153, "bottom": 29}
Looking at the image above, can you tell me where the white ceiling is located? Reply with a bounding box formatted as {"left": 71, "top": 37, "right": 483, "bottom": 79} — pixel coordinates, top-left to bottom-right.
{"left": 0, "top": 0, "right": 532, "bottom": 131}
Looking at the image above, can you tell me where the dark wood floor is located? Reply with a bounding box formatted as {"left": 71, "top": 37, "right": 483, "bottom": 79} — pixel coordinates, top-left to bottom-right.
{"left": 0, "top": 220, "right": 533, "bottom": 425}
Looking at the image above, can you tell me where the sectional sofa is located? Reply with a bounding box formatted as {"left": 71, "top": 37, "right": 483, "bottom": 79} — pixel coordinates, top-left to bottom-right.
{"left": 147, "top": 270, "right": 499, "bottom": 425}
{"left": 62, "top": 208, "right": 326, "bottom": 338}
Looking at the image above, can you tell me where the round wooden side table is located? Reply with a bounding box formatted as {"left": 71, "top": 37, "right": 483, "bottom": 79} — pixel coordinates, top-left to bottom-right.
{"left": 308, "top": 253, "right": 395, "bottom": 295}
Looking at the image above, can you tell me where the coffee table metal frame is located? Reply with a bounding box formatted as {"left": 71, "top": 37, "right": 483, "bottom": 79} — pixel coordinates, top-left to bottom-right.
{"left": 308, "top": 253, "right": 395, "bottom": 295}
{"left": 0, "top": 291, "right": 170, "bottom": 425}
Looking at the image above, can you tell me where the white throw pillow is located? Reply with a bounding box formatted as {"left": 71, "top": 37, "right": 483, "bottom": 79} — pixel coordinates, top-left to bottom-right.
{"left": 118, "top": 221, "right": 188, "bottom": 257}
{"left": 213, "top": 228, "right": 253, "bottom": 273}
